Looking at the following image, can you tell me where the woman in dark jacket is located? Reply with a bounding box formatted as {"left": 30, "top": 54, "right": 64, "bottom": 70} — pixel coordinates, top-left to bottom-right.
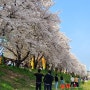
{"left": 55, "top": 74, "right": 59, "bottom": 90}
{"left": 43, "top": 70, "right": 53, "bottom": 90}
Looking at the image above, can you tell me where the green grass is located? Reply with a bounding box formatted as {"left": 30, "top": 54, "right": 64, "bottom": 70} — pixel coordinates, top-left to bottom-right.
{"left": 0, "top": 65, "right": 90, "bottom": 90}
{"left": 0, "top": 79, "right": 13, "bottom": 90}
{"left": 0, "top": 65, "right": 35, "bottom": 90}
{"left": 81, "top": 80, "right": 90, "bottom": 90}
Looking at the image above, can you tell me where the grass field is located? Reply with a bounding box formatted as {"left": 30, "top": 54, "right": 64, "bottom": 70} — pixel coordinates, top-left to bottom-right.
{"left": 0, "top": 65, "right": 90, "bottom": 90}
{"left": 81, "top": 80, "right": 90, "bottom": 90}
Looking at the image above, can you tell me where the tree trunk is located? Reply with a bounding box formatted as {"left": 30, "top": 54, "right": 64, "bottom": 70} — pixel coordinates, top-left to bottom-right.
{"left": 15, "top": 60, "right": 21, "bottom": 67}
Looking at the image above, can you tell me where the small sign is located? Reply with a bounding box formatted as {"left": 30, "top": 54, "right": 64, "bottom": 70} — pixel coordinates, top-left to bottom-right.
{"left": 0, "top": 46, "right": 4, "bottom": 56}
{"left": 0, "top": 6, "right": 3, "bottom": 10}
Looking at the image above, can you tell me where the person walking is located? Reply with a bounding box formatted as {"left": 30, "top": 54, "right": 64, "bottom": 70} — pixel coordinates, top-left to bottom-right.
{"left": 55, "top": 74, "right": 59, "bottom": 90}
{"left": 60, "top": 75, "right": 64, "bottom": 84}
{"left": 70, "top": 76, "right": 74, "bottom": 87}
{"left": 60, "top": 75, "right": 65, "bottom": 90}
{"left": 34, "top": 69, "right": 44, "bottom": 90}
{"left": 74, "top": 76, "right": 79, "bottom": 87}
{"left": 43, "top": 70, "right": 53, "bottom": 90}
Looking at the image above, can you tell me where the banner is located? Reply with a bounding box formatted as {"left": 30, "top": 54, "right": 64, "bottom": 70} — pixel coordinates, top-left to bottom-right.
{"left": 0, "top": 56, "right": 2, "bottom": 64}
{"left": 42, "top": 56, "right": 46, "bottom": 70}
{"left": 31, "top": 56, "right": 34, "bottom": 69}
{"left": 0, "top": 46, "right": 4, "bottom": 56}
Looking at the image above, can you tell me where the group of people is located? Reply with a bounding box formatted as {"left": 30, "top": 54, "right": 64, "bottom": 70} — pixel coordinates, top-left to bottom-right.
{"left": 34, "top": 69, "right": 53, "bottom": 90}
{"left": 34, "top": 69, "right": 82, "bottom": 90}
{"left": 70, "top": 76, "right": 80, "bottom": 87}
{"left": 34, "top": 69, "right": 65, "bottom": 90}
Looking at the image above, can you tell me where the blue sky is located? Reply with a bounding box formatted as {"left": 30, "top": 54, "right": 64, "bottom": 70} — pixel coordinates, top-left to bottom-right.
{"left": 50, "top": 0, "right": 90, "bottom": 70}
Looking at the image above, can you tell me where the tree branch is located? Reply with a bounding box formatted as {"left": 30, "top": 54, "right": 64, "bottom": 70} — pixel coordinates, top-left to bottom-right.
{"left": 4, "top": 46, "right": 17, "bottom": 57}
{"left": 21, "top": 51, "right": 30, "bottom": 62}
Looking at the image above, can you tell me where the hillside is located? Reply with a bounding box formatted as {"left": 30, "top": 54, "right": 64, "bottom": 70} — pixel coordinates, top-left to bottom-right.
{"left": 0, "top": 64, "right": 72, "bottom": 90}
{"left": 0, "top": 65, "right": 35, "bottom": 90}
{"left": 1, "top": 65, "right": 89, "bottom": 90}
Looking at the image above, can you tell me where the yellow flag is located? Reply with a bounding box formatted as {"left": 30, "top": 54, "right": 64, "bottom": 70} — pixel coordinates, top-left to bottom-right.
{"left": 31, "top": 57, "right": 34, "bottom": 69}
{"left": 42, "top": 56, "right": 46, "bottom": 70}
{"left": 0, "top": 56, "right": 2, "bottom": 64}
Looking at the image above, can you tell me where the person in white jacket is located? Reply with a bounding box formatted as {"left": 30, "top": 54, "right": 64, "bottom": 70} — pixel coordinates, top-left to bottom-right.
{"left": 70, "top": 76, "right": 74, "bottom": 87}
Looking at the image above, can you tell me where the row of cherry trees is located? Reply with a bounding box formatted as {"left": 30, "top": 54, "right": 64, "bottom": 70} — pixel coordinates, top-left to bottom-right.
{"left": 0, "top": 0, "right": 87, "bottom": 76}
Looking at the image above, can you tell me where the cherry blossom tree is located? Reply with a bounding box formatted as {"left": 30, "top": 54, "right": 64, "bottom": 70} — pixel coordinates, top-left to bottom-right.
{"left": 0, "top": 0, "right": 87, "bottom": 76}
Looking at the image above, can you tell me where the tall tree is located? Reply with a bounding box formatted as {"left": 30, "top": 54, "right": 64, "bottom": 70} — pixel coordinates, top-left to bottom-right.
{"left": 0, "top": 0, "right": 65, "bottom": 67}
{"left": 0, "top": 0, "right": 87, "bottom": 76}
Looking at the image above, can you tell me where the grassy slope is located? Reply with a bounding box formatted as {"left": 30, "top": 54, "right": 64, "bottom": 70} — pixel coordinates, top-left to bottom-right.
{"left": 0, "top": 65, "right": 90, "bottom": 90}
{"left": 0, "top": 65, "right": 71, "bottom": 90}
{"left": 0, "top": 65, "right": 35, "bottom": 90}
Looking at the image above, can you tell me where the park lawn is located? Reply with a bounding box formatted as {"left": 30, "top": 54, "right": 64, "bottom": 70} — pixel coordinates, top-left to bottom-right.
{"left": 0, "top": 65, "right": 90, "bottom": 90}
{"left": 81, "top": 80, "right": 90, "bottom": 90}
